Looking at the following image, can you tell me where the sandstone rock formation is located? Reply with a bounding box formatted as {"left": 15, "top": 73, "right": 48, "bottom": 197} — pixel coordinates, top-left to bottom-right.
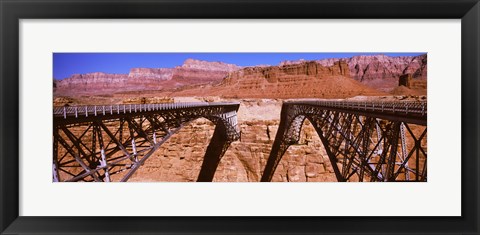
{"left": 402, "top": 55, "right": 427, "bottom": 79}
{"left": 180, "top": 58, "right": 240, "bottom": 71}
{"left": 54, "top": 54, "right": 426, "bottom": 98}
{"left": 171, "top": 59, "right": 241, "bottom": 83}
{"left": 57, "top": 72, "right": 129, "bottom": 88}
{"left": 168, "top": 60, "right": 385, "bottom": 99}
{"left": 128, "top": 68, "right": 173, "bottom": 80}
{"left": 128, "top": 100, "right": 337, "bottom": 182}
{"left": 54, "top": 59, "right": 241, "bottom": 95}
{"left": 122, "top": 96, "right": 174, "bottom": 104}
{"left": 399, "top": 74, "right": 413, "bottom": 87}
{"left": 397, "top": 73, "right": 427, "bottom": 94}
{"left": 280, "top": 54, "right": 427, "bottom": 82}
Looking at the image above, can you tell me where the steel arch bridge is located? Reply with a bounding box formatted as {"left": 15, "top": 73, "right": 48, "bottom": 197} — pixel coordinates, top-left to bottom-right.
{"left": 261, "top": 100, "right": 427, "bottom": 182}
{"left": 53, "top": 102, "right": 240, "bottom": 182}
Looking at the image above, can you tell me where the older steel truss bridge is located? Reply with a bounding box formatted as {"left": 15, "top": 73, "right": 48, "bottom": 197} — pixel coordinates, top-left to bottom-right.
{"left": 261, "top": 100, "right": 427, "bottom": 182}
{"left": 53, "top": 102, "right": 240, "bottom": 182}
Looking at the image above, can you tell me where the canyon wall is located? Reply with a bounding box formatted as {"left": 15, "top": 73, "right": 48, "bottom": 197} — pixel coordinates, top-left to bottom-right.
{"left": 55, "top": 59, "right": 241, "bottom": 95}
{"left": 171, "top": 59, "right": 241, "bottom": 83}
{"left": 170, "top": 60, "right": 385, "bottom": 99}
{"left": 128, "top": 68, "right": 174, "bottom": 80}
{"left": 223, "top": 60, "right": 350, "bottom": 84}
{"left": 130, "top": 119, "right": 336, "bottom": 182}
{"left": 56, "top": 72, "right": 129, "bottom": 89}
{"left": 129, "top": 100, "right": 336, "bottom": 182}
{"left": 280, "top": 54, "right": 427, "bottom": 81}
{"left": 54, "top": 54, "right": 427, "bottom": 97}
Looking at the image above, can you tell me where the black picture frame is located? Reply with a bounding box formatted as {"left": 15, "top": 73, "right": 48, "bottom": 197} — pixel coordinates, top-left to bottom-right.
{"left": 1, "top": 0, "right": 479, "bottom": 234}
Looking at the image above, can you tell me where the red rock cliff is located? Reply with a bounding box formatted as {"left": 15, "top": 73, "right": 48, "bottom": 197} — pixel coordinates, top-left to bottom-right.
{"left": 281, "top": 54, "right": 427, "bottom": 81}
{"left": 171, "top": 59, "right": 241, "bottom": 83}
{"left": 172, "top": 60, "right": 384, "bottom": 99}
{"left": 55, "top": 59, "right": 241, "bottom": 95}
{"left": 128, "top": 68, "right": 173, "bottom": 80}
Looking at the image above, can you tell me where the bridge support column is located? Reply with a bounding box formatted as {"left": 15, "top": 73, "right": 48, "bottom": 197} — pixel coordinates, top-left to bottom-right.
{"left": 197, "top": 124, "right": 231, "bottom": 182}
{"left": 260, "top": 139, "right": 290, "bottom": 182}
{"left": 260, "top": 107, "right": 300, "bottom": 182}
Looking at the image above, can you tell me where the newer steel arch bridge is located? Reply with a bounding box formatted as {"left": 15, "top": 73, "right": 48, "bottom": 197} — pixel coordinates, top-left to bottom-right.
{"left": 53, "top": 102, "right": 240, "bottom": 182}
{"left": 261, "top": 100, "right": 427, "bottom": 182}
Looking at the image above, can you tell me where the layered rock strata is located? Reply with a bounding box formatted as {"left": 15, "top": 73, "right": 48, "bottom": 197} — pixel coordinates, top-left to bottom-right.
{"left": 128, "top": 68, "right": 173, "bottom": 80}
{"left": 280, "top": 54, "right": 427, "bottom": 81}
{"left": 171, "top": 59, "right": 240, "bottom": 84}
{"left": 55, "top": 59, "right": 241, "bottom": 95}
{"left": 399, "top": 74, "right": 427, "bottom": 90}
{"left": 169, "top": 61, "right": 385, "bottom": 98}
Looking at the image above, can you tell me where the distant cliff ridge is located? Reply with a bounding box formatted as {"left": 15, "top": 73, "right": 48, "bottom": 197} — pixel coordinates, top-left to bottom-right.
{"left": 169, "top": 60, "right": 385, "bottom": 99}
{"left": 54, "top": 54, "right": 426, "bottom": 97}
{"left": 55, "top": 59, "right": 242, "bottom": 95}
{"left": 171, "top": 59, "right": 241, "bottom": 83}
{"left": 128, "top": 68, "right": 173, "bottom": 80}
{"left": 280, "top": 54, "right": 427, "bottom": 81}
{"left": 222, "top": 60, "right": 350, "bottom": 86}
{"left": 180, "top": 58, "right": 240, "bottom": 71}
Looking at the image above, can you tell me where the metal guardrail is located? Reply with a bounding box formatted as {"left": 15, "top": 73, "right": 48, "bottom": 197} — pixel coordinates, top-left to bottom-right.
{"left": 54, "top": 101, "right": 426, "bottom": 120}
{"left": 286, "top": 100, "right": 427, "bottom": 116}
{"left": 53, "top": 102, "right": 240, "bottom": 119}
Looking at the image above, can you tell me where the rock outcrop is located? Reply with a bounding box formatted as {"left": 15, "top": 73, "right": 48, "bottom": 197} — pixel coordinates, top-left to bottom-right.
{"left": 401, "top": 55, "right": 427, "bottom": 79}
{"left": 54, "top": 54, "right": 426, "bottom": 97}
{"left": 128, "top": 68, "right": 173, "bottom": 80}
{"left": 171, "top": 59, "right": 241, "bottom": 83}
{"left": 169, "top": 60, "right": 385, "bottom": 99}
{"left": 221, "top": 60, "right": 350, "bottom": 87}
{"left": 399, "top": 74, "right": 427, "bottom": 90}
{"left": 128, "top": 101, "right": 337, "bottom": 182}
{"left": 56, "top": 72, "right": 130, "bottom": 90}
{"left": 280, "top": 54, "right": 427, "bottom": 82}
{"left": 54, "top": 59, "right": 241, "bottom": 95}
{"left": 180, "top": 58, "right": 240, "bottom": 71}
{"left": 122, "top": 96, "right": 174, "bottom": 104}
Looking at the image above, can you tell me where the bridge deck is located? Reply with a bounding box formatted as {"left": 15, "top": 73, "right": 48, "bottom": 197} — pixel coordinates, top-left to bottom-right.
{"left": 284, "top": 100, "right": 427, "bottom": 125}
{"left": 53, "top": 102, "right": 241, "bottom": 124}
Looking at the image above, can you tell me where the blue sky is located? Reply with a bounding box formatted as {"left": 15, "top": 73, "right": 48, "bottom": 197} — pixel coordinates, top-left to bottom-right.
{"left": 53, "top": 52, "right": 425, "bottom": 80}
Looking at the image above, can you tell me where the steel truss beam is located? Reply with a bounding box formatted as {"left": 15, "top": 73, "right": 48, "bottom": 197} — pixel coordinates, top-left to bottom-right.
{"left": 261, "top": 101, "right": 427, "bottom": 182}
{"left": 53, "top": 102, "right": 240, "bottom": 182}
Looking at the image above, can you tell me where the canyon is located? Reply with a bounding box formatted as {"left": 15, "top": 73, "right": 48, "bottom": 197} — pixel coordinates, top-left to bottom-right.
{"left": 53, "top": 54, "right": 427, "bottom": 182}
{"left": 129, "top": 111, "right": 336, "bottom": 182}
{"left": 54, "top": 54, "right": 427, "bottom": 97}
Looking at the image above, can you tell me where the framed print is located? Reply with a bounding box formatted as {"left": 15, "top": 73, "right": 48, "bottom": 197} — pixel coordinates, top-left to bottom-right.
{"left": 1, "top": 0, "right": 479, "bottom": 234}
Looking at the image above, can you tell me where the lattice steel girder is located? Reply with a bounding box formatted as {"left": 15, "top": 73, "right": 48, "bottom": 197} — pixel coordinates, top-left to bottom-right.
{"left": 283, "top": 100, "right": 427, "bottom": 126}
{"left": 53, "top": 102, "right": 240, "bottom": 182}
{"left": 261, "top": 101, "right": 427, "bottom": 182}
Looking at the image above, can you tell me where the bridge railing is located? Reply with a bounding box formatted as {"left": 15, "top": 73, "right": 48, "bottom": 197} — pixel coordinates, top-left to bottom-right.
{"left": 287, "top": 100, "right": 427, "bottom": 116}
{"left": 53, "top": 102, "right": 240, "bottom": 119}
